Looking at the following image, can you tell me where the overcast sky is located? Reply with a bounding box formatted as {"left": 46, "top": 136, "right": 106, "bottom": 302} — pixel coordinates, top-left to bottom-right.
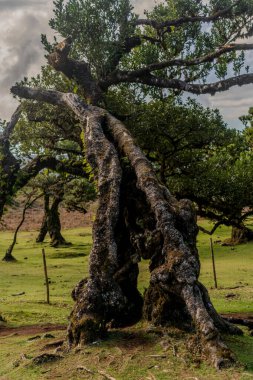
{"left": 0, "top": 0, "right": 253, "bottom": 128}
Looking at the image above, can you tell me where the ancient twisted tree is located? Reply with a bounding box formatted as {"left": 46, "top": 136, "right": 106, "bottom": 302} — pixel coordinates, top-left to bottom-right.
{"left": 9, "top": 0, "right": 253, "bottom": 368}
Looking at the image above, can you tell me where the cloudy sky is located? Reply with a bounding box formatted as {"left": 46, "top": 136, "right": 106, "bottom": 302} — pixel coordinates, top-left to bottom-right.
{"left": 0, "top": 0, "right": 253, "bottom": 128}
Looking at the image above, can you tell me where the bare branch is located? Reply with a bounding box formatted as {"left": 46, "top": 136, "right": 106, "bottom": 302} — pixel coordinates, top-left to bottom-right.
{"left": 1, "top": 105, "right": 22, "bottom": 140}
{"left": 198, "top": 221, "right": 224, "bottom": 236}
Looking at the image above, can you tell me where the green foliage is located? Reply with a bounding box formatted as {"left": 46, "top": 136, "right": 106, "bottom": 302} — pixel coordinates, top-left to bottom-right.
{"left": 63, "top": 178, "right": 97, "bottom": 213}
{"left": 108, "top": 92, "right": 251, "bottom": 224}
{"left": 119, "top": 0, "right": 253, "bottom": 97}
{"left": 13, "top": 66, "right": 82, "bottom": 160}
{"left": 172, "top": 148, "right": 253, "bottom": 222}
{"left": 47, "top": 0, "right": 137, "bottom": 78}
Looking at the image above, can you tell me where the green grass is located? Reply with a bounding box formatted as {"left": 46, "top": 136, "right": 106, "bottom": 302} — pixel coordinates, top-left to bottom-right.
{"left": 0, "top": 223, "right": 252, "bottom": 379}
{"left": 0, "top": 228, "right": 92, "bottom": 326}
{"left": 197, "top": 219, "right": 253, "bottom": 314}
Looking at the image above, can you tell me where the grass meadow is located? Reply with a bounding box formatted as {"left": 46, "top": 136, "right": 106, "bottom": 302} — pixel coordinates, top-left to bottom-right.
{"left": 0, "top": 221, "right": 252, "bottom": 379}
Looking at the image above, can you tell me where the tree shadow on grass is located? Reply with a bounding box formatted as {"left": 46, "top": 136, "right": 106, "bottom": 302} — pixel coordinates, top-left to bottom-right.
{"left": 50, "top": 250, "right": 87, "bottom": 259}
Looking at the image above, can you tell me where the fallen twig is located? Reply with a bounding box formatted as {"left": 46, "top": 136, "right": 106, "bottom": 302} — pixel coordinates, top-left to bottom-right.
{"left": 11, "top": 292, "right": 25, "bottom": 296}
{"left": 98, "top": 370, "right": 116, "bottom": 380}
{"left": 77, "top": 365, "right": 95, "bottom": 374}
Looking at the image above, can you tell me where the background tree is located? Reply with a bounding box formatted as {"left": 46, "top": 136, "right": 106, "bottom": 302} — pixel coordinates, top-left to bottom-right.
{"left": 9, "top": 0, "right": 253, "bottom": 368}
{"left": 33, "top": 173, "right": 69, "bottom": 247}
{"left": 34, "top": 173, "right": 96, "bottom": 246}
{"left": 2, "top": 189, "right": 43, "bottom": 262}
{"left": 0, "top": 66, "right": 90, "bottom": 221}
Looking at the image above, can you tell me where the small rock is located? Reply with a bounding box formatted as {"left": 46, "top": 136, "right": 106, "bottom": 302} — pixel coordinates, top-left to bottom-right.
{"left": 32, "top": 353, "right": 63, "bottom": 365}
{"left": 225, "top": 293, "right": 236, "bottom": 298}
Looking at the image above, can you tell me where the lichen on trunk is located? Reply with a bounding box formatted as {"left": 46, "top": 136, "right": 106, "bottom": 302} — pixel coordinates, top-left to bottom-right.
{"left": 67, "top": 112, "right": 142, "bottom": 346}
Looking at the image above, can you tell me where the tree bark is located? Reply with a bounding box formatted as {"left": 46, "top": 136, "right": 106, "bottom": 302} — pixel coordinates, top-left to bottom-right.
{"left": 36, "top": 191, "right": 68, "bottom": 247}
{"left": 229, "top": 224, "right": 253, "bottom": 245}
{"left": 36, "top": 193, "right": 49, "bottom": 243}
{"left": 47, "top": 193, "right": 67, "bottom": 248}
{"left": 68, "top": 113, "right": 143, "bottom": 346}
{"left": 11, "top": 86, "right": 243, "bottom": 368}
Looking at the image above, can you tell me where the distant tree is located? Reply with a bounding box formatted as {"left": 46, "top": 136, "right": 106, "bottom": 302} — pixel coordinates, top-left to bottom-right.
{"left": 34, "top": 173, "right": 96, "bottom": 246}
{"left": 0, "top": 66, "right": 89, "bottom": 221}
{"left": 33, "top": 173, "right": 69, "bottom": 247}
{"left": 2, "top": 190, "right": 43, "bottom": 262}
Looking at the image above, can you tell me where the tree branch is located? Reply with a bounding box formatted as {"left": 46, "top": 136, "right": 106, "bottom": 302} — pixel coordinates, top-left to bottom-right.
{"left": 1, "top": 106, "right": 22, "bottom": 140}
{"left": 198, "top": 221, "right": 225, "bottom": 236}
{"left": 47, "top": 37, "right": 102, "bottom": 104}
{"left": 102, "top": 71, "right": 253, "bottom": 95}
{"left": 15, "top": 155, "right": 88, "bottom": 192}
{"left": 103, "top": 43, "right": 253, "bottom": 83}
{"left": 135, "top": 1, "right": 240, "bottom": 30}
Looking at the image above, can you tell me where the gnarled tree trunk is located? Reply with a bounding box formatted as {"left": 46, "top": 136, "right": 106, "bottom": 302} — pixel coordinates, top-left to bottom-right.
{"left": 12, "top": 86, "right": 243, "bottom": 369}
{"left": 36, "top": 193, "right": 49, "bottom": 243}
{"left": 36, "top": 191, "right": 68, "bottom": 247}
{"left": 47, "top": 193, "right": 67, "bottom": 247}
{"left": 230, "top": 224, "right": 253, "bottom": 245}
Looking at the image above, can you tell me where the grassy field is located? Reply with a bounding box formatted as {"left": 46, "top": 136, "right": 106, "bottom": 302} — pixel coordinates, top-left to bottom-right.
{"left": 0, "top": 223, "right": 252, "bottom": 379}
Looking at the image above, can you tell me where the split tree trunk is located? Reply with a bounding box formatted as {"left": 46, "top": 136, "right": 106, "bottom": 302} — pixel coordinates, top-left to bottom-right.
{"left": 12, "top": 87, "right": 243, "bottom": 369}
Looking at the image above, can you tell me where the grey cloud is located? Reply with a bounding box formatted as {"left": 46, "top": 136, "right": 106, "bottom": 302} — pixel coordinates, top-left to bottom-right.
{"left": 132, "top": 0, "right": 158, "bottom": 15}
{"left": 0, "top": 0, "right": 53, "bottom": 120}
{"left": 1, "top": 0, "right": 253, "bottom": 128}
{"left": 0, "top": 0, "right": 46, "bottom": 9}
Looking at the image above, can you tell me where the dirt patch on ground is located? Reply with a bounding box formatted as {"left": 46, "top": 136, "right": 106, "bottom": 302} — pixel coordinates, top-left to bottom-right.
{"left": 1, "top": 313, "right": 252, "bottom": 338}
{"left": 221, "top": 313, "right": 253, "bottom": 320}
{"left": 0, "top": 324, "right": 66, "bottom": 337}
